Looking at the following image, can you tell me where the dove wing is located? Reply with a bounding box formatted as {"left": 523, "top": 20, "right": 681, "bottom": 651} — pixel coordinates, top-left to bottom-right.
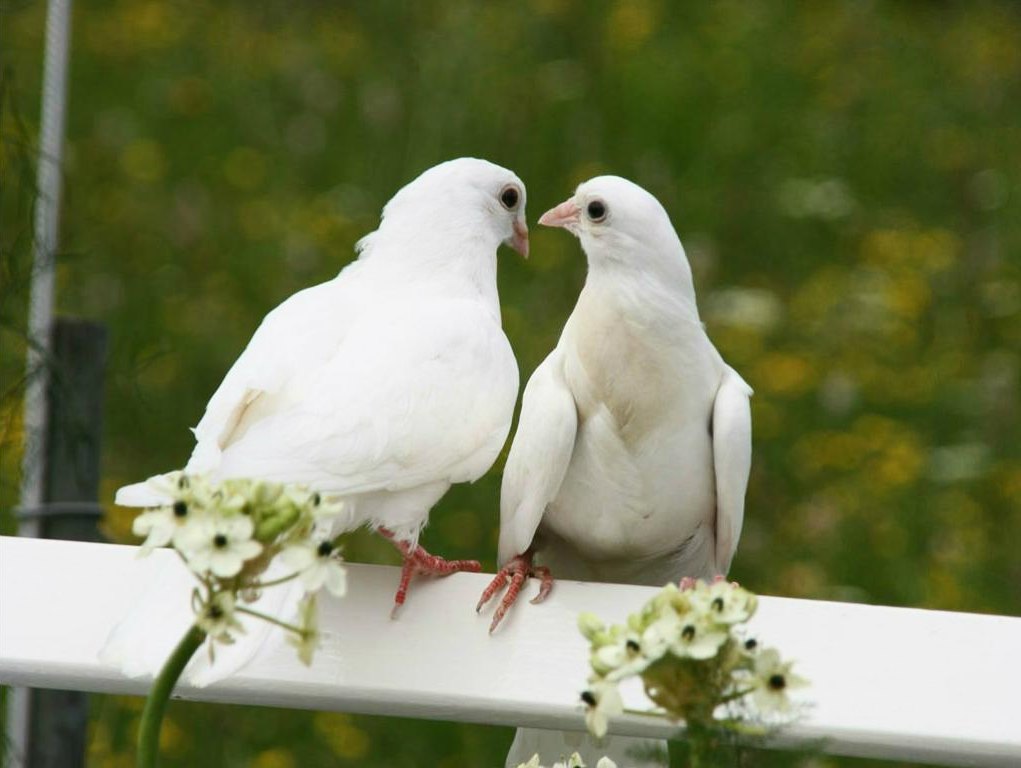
{"left": 498, "top": 350, "right": 578, "bottom": 565}
{"left": 213, "top": 296, "right": 518, "bottom": 499}
{"left": 188, "top": 271, "right": 367, "bottom": 468}
{"left": 711, "top": 365, "right": 753, "bottom": 574}
{"left": 114, "top": 275, "right": 366, "bottom": 506}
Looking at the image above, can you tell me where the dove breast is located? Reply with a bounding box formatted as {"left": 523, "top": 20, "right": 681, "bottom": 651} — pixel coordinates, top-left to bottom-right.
{"left": 538, "top": 274, "right": 724, "bottom": 573}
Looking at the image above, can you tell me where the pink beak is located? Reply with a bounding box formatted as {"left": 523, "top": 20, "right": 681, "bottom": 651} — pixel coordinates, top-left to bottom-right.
{"left": 538, "top": 199, "right": 581, "bottom": 233}
{"left": 509, "top": 218, "right": 530, "bottom": 258}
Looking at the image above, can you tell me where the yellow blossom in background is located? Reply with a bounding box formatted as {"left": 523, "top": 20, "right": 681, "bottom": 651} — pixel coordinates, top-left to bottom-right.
{"left": 252, "top": 748, "right": 298, "bottom": 768}
{"left": 607, "top": 0, "right": 656, "bottom": 51}
{"left": 753, "top": 353, "right": 816, "bottom": 398}
{"left": 530, "top": 0, "right": 573, "bottom": 18}
{"left": 238, "top": 198, "right": 281, "bottom": 241}
{"left": 314, "top": 712, "right": 371, "bottom": 761}
{"left": 120, "top": 139, "right": 167, "bottom": 184}
{"left": 223, "top": 147, "right": 268, "bottom": 190}
{"left": 157, "top": 715, "right": 186, "bottom": 755}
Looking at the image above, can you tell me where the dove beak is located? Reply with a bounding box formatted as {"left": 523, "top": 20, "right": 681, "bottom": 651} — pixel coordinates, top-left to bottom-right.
{"left": 538, "top": 199, "right": 581, "bottom": 234}
{"left": 508, "top": 217, "right": 530, "bottom": 258}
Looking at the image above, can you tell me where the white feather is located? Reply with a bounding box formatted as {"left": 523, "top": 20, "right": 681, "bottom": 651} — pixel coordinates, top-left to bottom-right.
{"left": 107, "top": 158, "right": 525, "bottom": 684}
{"left": 498, "top": 350, "right": 578, "bottom": 565}
{"left": 503, "top": 176, "right": 753, "bottom": 767}
{"left": 711, "top": 366, "right": 753, "bottom": 574}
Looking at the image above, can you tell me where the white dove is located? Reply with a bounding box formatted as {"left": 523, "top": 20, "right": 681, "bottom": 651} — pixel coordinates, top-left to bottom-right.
{"left": 478, "top": 176, "right": 752, "bottom": 766}
{"left": 116, "top": 157, "right": 527, "bottom": 619}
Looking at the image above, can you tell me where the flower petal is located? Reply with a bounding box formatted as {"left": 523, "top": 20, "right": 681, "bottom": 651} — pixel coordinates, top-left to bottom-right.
{"left": 324, "top": 562, "right": 348, "bottom": 597}
{"left": 280, "top": 544, "right": 315, "bottom": 572}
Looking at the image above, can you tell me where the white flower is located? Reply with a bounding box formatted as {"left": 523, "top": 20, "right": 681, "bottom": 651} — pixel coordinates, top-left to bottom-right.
{"left": 178, "top": 474, "right": 223, "bottom": 508}
{"left": 740, "top": 636, "right": 761, "bottom": 657}
{"left": 750, "top": 649, "right": 807, "bottom": 714}
{"left": 132, "top": 495, "right": 206, "bottom": 553}
{"left": 195, "top": 592, "right": 244, "bottom": 642}
{"left": 177, "top": 513, "right": 263, "bottom": 578}
{"left": 669, "top": 614, "right": 728, "bottom": 660}
{"left": 280, "top": 540, "right": 348, "bottom": 597}
{"left": 288, "top": 594, "right": 320, "bottom": 666}
{"left": 132, "top": 507, "right": 177, "bottom": 551}
{"left": 591, "top": 643, "right": 627, "bottom": 676}
{"left": 640, "top": 615, "right": 680, "bottom": 663}
{"left": 551, "top": 753, "right": 586, "bottom": 768}
{"left": 692, "top": 581, "right": 757, "bottom": 625}
{"left": 514, "top": 757, "right": 542, "bottom": 768}
{"left": 602, "top": 636, "right": 652, "bottom": 682}
{"left": 145, "top": 470, "right": 187, "bottom": 499}
{"left": 284, "top": 486, "right": 347, "bottom": 521}
{"left": 518, "top": 755, "right": 613, "bottom": 768}
{"left": 582, "top": 681, "right": 623, "bottom": 739}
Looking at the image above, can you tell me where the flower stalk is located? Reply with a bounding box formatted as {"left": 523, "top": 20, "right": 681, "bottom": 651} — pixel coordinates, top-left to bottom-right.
{"left": 128, "top": 474, "right": 349, "bottom": 765}
{"left": 136, "top": 624, "right": 206, "bottom": 768}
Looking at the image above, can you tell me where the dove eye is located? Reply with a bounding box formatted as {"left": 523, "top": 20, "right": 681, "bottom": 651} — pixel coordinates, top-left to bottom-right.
{"left": 586, "top": 199, "right": 607, "bottom": 222}
{"left": 499, "top": 185, "right": 520, "bottom": 210}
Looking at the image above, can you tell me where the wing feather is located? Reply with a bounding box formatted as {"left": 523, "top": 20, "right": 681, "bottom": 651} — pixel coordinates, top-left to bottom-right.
{"left": 711, "top": 366, "right": 753, "bottom": 574}
{"left": 214, "top": 298, "right": 518, "bottom": 504}
{"left": 498, "top": 351, "right": 578, "bottom": 565}
{"left": 187, "top": 272, "right": 366, "bottom": 468}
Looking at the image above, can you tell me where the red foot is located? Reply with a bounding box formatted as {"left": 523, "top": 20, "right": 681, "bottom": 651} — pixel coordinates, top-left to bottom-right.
{"left": 379, "top": 528, "right": 481, "bottom": 617}
{"left": 476, "top": 552, "right": 553, "bottom": 633}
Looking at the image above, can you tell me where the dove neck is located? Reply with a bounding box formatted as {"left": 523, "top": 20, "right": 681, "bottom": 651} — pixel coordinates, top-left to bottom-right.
{"left": 585, "top": 257, "right": 701, "bottom": 327}
{"left": 362, "top": 222, "right": 503, "bottom": 316}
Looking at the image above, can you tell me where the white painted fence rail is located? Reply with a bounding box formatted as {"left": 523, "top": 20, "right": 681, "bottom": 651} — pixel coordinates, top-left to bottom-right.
{"left": 1, "top": 536, "right": 1019, "bottom": 766}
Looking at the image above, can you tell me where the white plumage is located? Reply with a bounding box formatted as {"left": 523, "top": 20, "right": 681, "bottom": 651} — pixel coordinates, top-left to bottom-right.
{"left": 492, "top": 176, "right": 752, "bottom": 768}
{"left": 118, "top": 157, "right": 525, "bottom": 543}
{"left": 107, "top": 158, "right": 527, "bottom": 684}
{"left": 498, "top": 175, "right": 751, "bottom": 585}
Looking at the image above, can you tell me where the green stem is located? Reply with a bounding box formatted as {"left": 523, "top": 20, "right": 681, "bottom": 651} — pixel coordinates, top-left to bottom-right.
{"left": 250, "top": 572, "right": 299, "bottom": 590}
{"left": 235, "top": 605, "right": 303, "bottom": 634}
{"left": 622, "top": 706, "right": 668, "bottom": 718}
{"left": 136, "top": 624, "right": 206, "bottom": 768}
{"left": 688, "top": 723, "right": 707, "bottom": 768}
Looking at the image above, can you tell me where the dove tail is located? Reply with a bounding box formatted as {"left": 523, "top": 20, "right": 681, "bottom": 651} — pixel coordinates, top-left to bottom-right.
{"left": 99, "top": 558, "right": 304, "bottom": 687}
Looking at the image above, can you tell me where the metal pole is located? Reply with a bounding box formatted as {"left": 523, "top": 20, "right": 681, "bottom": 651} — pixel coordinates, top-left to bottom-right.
{"left": 8, "top": 0, "right": 75, "bottom": 765}
{"left": 20, "top": 0, "right": 73, "bottom": 536}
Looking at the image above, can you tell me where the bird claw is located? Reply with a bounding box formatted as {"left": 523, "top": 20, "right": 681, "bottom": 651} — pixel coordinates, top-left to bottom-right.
{"left": 529, "top": 565, "right": 553, "bottom": 604}
{"left": 477, "top": 554, "right": 553, "bottom": 633}
{"left": 385, "top": 532, "right": 481, "bottom": 616}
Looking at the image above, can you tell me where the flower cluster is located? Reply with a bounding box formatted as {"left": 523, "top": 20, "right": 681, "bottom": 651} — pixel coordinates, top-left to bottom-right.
{"left": 132, "top": 472, "right": 348, "bottom": 664}
{"left": 515, "top": 753, "right": 616, "bottom": 768}
{"left": 578, "top": 580, "right": 806, "bottom": 740}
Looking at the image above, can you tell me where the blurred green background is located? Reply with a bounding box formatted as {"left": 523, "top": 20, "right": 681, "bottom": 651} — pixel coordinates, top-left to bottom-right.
{"left": 2, "top": 1, "right": 1019, "bottom": 766}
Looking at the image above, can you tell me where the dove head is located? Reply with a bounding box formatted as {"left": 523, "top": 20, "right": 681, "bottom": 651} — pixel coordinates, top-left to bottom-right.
{"left": 358, "top": 158, "right": 529, "bottom": 260}
{"left": 539, "top": 176, "right": 695, "bottom": 294}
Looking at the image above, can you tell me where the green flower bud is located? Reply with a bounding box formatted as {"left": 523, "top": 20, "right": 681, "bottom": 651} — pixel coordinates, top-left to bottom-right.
{"left": 578, "top": 612, "right": 605, "bottom": 641}
{"left": 253, "top": 504, "right": 301, "bottom": 541}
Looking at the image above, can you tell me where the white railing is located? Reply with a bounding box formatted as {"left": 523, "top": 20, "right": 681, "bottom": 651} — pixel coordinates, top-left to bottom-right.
{"left": 1, "top": 535, "right": 1018, "bottom": 767}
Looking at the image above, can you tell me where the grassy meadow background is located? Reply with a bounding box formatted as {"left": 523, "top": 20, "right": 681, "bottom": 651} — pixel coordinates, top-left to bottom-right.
{"left": 2, "top": 1, "right": 1019, "bottom": 766}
